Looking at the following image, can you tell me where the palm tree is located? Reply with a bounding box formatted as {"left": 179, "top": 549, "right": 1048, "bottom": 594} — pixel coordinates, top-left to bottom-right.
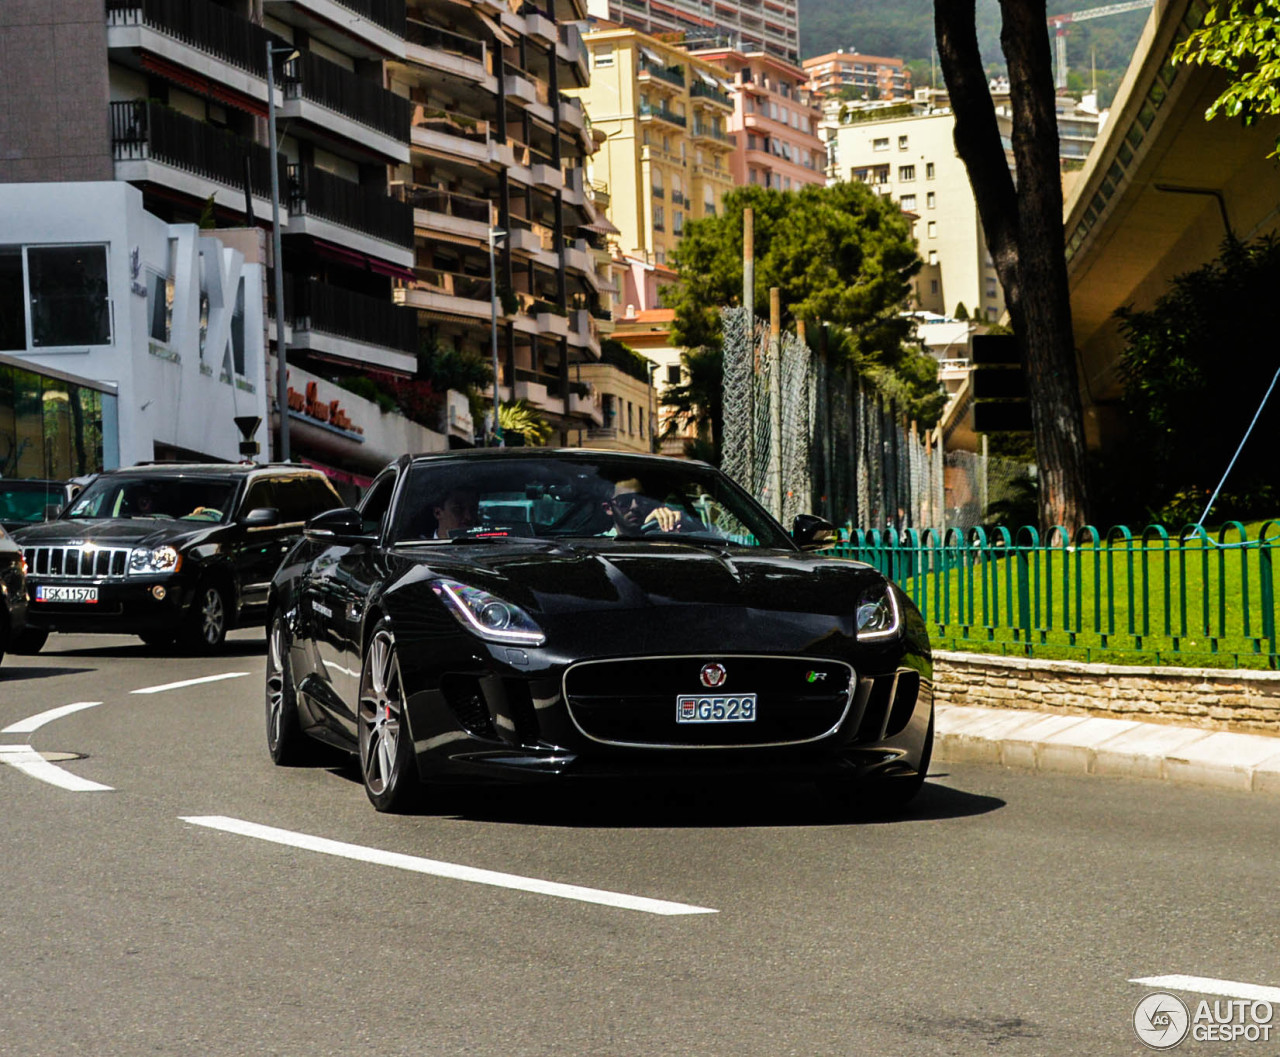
{"left": 661, "top": 346, "right": 723, "bottom": 463}
{"left": 498, "top": 399, "right": 553, "bottom": 446}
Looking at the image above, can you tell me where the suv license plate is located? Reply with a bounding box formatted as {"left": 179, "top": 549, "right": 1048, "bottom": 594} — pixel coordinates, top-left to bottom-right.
{"left": 36, "top": 585, "right": 98, "bottom": 604}
{"left": 676, "top": 694, "right": 757, "bottom": 723}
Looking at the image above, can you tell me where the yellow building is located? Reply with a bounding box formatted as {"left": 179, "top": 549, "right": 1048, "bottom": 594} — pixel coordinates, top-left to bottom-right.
{"left": 566, "top": 25, "right": 736, "bottom": 268}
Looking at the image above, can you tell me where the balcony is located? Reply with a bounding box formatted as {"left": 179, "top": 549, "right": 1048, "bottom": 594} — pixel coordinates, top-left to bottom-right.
{"left": 105, "top": 0, "right": 269, "bottom": 89}
{"left": 282, "top": 50, "right": 411, "bottom": 157}
{"left": 263, "top": 0, "right": 405, "bottom": 58}
{"left": 690, "top": 80, "right": 733, "bottom": 109}
{"left": 521, "top": 6, "right": 557, "bottom": 46}
{"left": 292, "top": 280, "right": 418, "bottom": 373}
{"left": 394, "top": 266, "right": 492, "bottom": 318}
{"left": 638, "top": 101, "right": 687, "bottom": 128}
{"left": 638, "top": 60, "right": 685, "bottom": 91}
{"left": 398, "top": 186, "right": 493, "bottom": 242}
{"left": 528, "top": 302, "right": 569, "bottom": 338}
{"left": 556, "top": 22, "right": 588, "bottom": 88}
{"left": 410, "top": 105, "right": 495, "bottom": 166}
{"left": 570, "top": 308, "right": 599, "bottom": 355}
{"left": 691, "top": 121, "right": 733, "bottom": 146}
{"left": 109, "top": 99, "right": 283, "bottom": 216}
{"left": 405, "top": 19, "right": 489, "bottom": 84}
{"left": 287, "top": 164, "right": 415, "bottom": 264}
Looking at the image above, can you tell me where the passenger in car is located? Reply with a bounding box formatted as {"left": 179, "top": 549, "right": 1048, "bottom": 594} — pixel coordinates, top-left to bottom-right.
{"left": 604, "top": 477, "right": 690, "bottom": 536}
{"left": 433, "top": 487, "right": 480, "bottom": 538}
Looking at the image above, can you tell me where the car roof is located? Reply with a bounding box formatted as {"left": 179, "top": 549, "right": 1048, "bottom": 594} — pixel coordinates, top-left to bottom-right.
{"left": 100, "top": 462, "right": 323, "bottom": 479}
{"left": 0, "top": 478, "right": 65, "bottom": 487}
{"left": 405, "top": 448, "right": 710, "bottom": 470}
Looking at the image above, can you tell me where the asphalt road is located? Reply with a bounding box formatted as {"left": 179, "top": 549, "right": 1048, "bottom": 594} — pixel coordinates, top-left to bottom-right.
{"left": 0, "top": 631, "right": 1276, "bottom": 1056}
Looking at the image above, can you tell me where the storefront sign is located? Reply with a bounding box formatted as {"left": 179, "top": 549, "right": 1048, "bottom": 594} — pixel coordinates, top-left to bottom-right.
{"left": 287, "top": 381, "right": 364, "bottom": 437}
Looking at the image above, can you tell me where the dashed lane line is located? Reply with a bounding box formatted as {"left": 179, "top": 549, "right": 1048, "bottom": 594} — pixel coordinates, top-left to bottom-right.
{"left": 1130, "top": 976, "right": 1280, "bottom": 1003}
{"left": 2, "top": 701, "right": 103, "bottom": 735}
{"left": 181, "top": 815, "right": 719, "bottom": 917}
{"left": 0, "top": 745, "right": 113, "bottom": 792}
{"left": 131, "top": 672, "right": 249, "bottom": 695}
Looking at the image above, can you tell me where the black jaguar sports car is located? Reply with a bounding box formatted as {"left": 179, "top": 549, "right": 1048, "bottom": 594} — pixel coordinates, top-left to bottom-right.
{"left": 266, "top": 450, "right": 934, "bottom": 814}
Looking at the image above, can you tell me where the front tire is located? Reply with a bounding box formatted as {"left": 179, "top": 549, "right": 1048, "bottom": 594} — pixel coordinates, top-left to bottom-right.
{"left": 11, "top": 627, "right": 48, "bottom": 655}
{"left": 357, "top": 623, "right": 418, "bottom": 813}
{"left": 182, "top": 581, "right": 228, "bottom": 652}
{"left": 821, "top": 711, "right": 934, "bottom": 819}
{"left": 265, "top": 611, "right": 315, "bottom": 765}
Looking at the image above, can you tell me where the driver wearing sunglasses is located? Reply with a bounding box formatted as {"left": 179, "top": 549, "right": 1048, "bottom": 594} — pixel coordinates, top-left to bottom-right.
{"left": 603, "top": 477, "right": 687, "bottom": 536}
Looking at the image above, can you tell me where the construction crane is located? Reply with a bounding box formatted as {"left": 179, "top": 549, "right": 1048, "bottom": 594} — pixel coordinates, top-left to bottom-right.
{"left": 1047, "top": 0, "right": 1155, "bottom": 89}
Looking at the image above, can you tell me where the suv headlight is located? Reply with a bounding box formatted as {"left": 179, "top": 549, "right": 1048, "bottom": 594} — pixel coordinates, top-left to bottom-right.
{"left": 128, "top": 545, "right": 182, "bottom": 576}
{"left": 855, "top": 583, "right": 902, "bottom": 641}
{"left": 432, "top": 578, "right": 545, "bottom": 645}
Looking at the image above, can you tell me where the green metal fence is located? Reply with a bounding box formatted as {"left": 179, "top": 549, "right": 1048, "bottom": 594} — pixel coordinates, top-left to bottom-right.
{"left": 830, "top": 523, "right": 1280, "bottom": 670}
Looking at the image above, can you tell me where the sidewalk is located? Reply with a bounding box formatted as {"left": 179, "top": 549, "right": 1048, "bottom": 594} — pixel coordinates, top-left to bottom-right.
{"left": 934, "top": 704, "right": 1280, "bottom": 795}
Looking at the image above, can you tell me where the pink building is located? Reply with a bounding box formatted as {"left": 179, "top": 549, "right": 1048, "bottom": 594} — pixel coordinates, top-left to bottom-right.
{"left": 693, "top": 48, "right": 825, "bottom": 190}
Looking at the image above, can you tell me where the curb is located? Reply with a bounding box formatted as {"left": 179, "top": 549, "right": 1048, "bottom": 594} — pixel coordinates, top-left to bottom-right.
{"left": 934, "top": 705, "right": 1280, "bottom": 795}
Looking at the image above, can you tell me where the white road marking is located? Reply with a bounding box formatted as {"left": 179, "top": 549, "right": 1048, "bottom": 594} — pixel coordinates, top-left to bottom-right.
{"left": 131, "top": 672, "right": 249, "bottom": 695}
{"left": 1130, "top": 976, "right": 1280, "bottom": 1003}
{"left": 181, "top": 815, "right": 719, "bottom": 917}
{"left": 2, "top": 701, "right": 102, "bottom": 734}
{"left": 0, "top": 745, "right": 113, "bottom": 792}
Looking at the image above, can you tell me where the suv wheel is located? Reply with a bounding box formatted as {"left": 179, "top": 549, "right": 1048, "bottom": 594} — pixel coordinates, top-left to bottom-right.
{"left": 11, "top": 627, "right": 49, "bottom": 655}
{"left": 183, "top": 582, "right": 228, "bottom": 652}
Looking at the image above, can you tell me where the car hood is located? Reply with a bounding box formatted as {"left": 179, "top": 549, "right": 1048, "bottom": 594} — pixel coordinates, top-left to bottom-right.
{"left": 12, "top": 518, "right": 212, "bottom": 549}
{"left": 402, "top": 537, "right": 883, "bottom": 619}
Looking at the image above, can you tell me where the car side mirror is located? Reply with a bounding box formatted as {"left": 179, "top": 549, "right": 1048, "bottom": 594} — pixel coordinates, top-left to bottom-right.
{"left": 792, "top": 513, "right": 838, "bottom": 551}
{"left": 242, "top": 507, "right": 280, "bottom": 528}
{"left": 305, "top": 506, "right": 369, "bottom": 541}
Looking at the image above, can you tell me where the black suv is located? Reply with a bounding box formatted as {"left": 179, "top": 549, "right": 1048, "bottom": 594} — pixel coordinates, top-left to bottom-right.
{"left": 12, "top": 463, "right": 343, "bottom": 652}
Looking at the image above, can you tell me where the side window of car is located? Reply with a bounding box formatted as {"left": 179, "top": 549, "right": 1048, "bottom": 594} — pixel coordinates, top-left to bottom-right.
{"left": 303, "top": 476, "right": 342, "bottom": 518}
{"left": 241, "top": 479, "right": 276, "bottom": 518}
{"left": 272, "top": 477, "right": 314, "bottom": 525}
{"left": 359, "top": 474, "right": 397, "bottom": 537}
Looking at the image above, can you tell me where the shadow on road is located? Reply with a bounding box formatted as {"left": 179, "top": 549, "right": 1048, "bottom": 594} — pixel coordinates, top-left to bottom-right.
{"left": 40, "top": 636, "right": 267, "bottom": 659}
{"left": 324, "top": 773, "right": 1006, "bottom": 828}
{"left": 0, "top": 665, "right": 96, "bottom": 681}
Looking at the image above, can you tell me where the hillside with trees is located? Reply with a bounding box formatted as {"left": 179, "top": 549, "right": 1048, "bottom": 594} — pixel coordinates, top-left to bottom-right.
{"left": 798, "top": 0, "right": 1149, "bottom": 105}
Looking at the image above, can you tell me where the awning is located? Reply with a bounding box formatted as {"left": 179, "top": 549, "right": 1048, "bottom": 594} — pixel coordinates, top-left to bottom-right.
{"left": 474, "top": 8, "right": 515, "bottom": 48}
{"left": 638, "top": 46, "right": 664, "bottom": 66}
{"left": 140, "top": 53, "right": 267, "bottom": 119}
{"left": 368, "top": 257, "right": 417, "bottom": 282}
{"left": 580, "top": 218, "right": 620, "bottom": 235}
{"left": 310, "top": 238, "right": 416, "bottom": 281}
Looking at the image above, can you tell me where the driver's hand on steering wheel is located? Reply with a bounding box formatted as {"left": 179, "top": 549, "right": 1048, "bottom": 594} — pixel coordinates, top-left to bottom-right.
{"left": 642, "top": 506, "right": 683, "bottom": 532}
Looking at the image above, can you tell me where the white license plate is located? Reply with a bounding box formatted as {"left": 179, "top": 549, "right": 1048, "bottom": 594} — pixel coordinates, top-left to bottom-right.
{"left": 676, "top": 694, "right": 757, "bottom": 723}
{"left": 35, "top": 585, "right": 98, "bottom": 604}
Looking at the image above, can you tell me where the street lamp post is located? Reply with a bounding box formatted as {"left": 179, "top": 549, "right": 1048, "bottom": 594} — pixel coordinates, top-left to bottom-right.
{"left": 266, "top": 41, "right": 299, "bottom": 463}
{"left": 487, "top": 225, "right": 508, "bottom": 446}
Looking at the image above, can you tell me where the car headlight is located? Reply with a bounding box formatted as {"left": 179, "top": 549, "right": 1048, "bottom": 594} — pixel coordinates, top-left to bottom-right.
{"left": 855, "top": 583, "right": 902, "bottom": 641}
{"left": 432, "top": 578, "right": 545, "bottom": 646}
{"left": 128, "top": 545, "right": 182, "bottom": 576}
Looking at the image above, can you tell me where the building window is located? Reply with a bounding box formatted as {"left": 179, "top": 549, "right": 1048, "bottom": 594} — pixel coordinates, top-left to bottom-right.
{"left": 27, "top": 245, "right": 112, "bottom": 348}
{"left": 666, "top": 364, "right": 680, "bottom": 385}
{"left": 653, "top": 205, "right": 665, "bottom": 231}
{"left": 986, "top": 277, "right": 998, "bottom": 298}
{"left": 898, "top": 134, "right": 909, "bottom": 150}
{"left": 230, "top": 277, "right": 246, "bottom": 375}
{"left": 927, "top": 221, "right": 937, "bottom": 238}
{"left": 0, "top": 248, "right": 25, "bottom": 351}
{"left": 652, "top": 168, "right": 663, "bottom": 198}
{"left": 873, "top": 137, "right": 889, "bottom": 151}
{"left": 898, "top": 165, "right": 915, "bottom": 181}
{"left": 673, "top": 211, "right": 684, "bottom": 235}
{"left": 929, "top": 279, "right": 938, "bottom": 294}
{"left": 901, "top": 194, "right": 916, "bottom": 210}
{"left": 928, "top": 249, "right": 938, "bottom": 265}
{"left": 593, "top": 46, "right": 613, "bottom": 68}
{"left": 927, "top": 191, "right": 936, "bottom": 208}
{"left": 926, "top": 162, "right": 936, "bottom": 179}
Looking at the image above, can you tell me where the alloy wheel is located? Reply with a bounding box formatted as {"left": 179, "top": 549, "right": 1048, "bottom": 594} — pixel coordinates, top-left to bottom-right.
{"left": 266, "top": 617, "right": 287, "bottom": 752}
{"left": 359, "top": 630, "right": 404, "bottom": 796}
{"left": 200, "top": 586, "right": 226, "bottom": 646}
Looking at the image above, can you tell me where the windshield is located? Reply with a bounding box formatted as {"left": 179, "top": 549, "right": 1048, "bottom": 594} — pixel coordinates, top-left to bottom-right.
{"left": 65, "top": 476, "right": 236, "bottom": 522}
{"left": 389, "top": 456, "right": 791, "bottom": 548}
{"left": 0, "top": 481, "right": 64, "bottom": 525}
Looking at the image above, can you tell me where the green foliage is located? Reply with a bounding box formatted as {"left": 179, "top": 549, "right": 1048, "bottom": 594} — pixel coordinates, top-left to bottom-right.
{"left": 197, "top": 194, "right": 217, "bottom": 230}
{"left": 954, "top": 302, "right": 969, "bottom": 321}
{"left": 599, "top": 337, "right": 652, "bottom": 384}
{"left": 419, "top": 339, "right": 491, "bottom": 395}
{"left": 499, "top": 399, "right": 553, "bottom": 445}
{"left": 1113, "top": 235, "right": 1280, "bottom": 523}
{"left": 1174, "top": 0, "right": 1280, "bottom": 156}
{"left": 333, "top": 374, "right": 397, "bottom": 413}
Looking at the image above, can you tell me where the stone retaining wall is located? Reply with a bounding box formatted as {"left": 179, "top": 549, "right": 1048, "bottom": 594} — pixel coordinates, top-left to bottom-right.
{"left": 933, "top": 651, "right": 1280, "bottom": 736}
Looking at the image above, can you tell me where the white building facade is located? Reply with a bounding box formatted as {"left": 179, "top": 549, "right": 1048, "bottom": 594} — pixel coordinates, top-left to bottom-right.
{"left": 0, "top": 182, "right": 270, "bottom": 467}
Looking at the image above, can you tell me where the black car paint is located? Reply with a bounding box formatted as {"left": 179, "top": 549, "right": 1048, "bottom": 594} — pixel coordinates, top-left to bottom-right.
{"left": 0, "top": 529, "right": 27, "bottom": 657}
{"left": 13, "top": 465, "right": 341, "bottom": 639}
{"left": 270, "top": 451, "right": 934, "bottom": 789}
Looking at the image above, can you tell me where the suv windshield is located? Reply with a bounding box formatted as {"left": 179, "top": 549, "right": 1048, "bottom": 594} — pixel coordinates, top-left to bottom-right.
{"left": 66, "top": 476, "right": 236, "bottom": 522}
{"left": 390, "top": 456, "right": 791, "bottom": 548}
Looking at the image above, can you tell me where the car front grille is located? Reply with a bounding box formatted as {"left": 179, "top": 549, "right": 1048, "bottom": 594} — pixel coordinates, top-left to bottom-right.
{"left": 24, "top": 545, "right": 131, "bottom": 580}
{"left": 562, "top": 655, "right": 855, "bottom": 749}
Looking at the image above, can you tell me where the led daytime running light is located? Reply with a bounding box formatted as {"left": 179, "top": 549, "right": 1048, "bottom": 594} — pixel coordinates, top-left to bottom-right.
{"left": 856, "top": 585, "right": 902, "bottom": 641}
{"left": 432, "top": 580, "right": 545, "bottom": 645}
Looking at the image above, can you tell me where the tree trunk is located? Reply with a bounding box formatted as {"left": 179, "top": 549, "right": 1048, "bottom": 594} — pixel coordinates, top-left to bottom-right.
{"left": 935, "top": 0, "right": 1092, "bottom": 531}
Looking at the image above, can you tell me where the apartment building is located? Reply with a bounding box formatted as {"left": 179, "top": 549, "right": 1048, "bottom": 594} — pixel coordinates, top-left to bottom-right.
{"left": 803, "top": 49, "right": 910, "bottom": 103}
{"left": 691, "top": 46, "right": 824, "bottom": 191}
{"left": 586, "top": 0, "right": 798, "bottom": 66}
{"left": 0, "top": 0, "right": 430, "bottom": 474}
{"left": 829, "top": 104, "right": 1006, "bottom": 322}
{"left": 568, "top": 25, "right": 736, "bottom": 268}
{"left": 390, "top": 0, "right": 619, "bottom": 442}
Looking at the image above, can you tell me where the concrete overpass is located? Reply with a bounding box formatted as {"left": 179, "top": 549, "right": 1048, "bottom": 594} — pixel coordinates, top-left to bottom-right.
{"left": 1064, "top": 0, "right": 1280, "bottom": 449}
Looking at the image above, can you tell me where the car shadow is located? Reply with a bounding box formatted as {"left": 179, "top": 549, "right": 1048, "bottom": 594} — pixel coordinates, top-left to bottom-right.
{"left": 43, "top": 637, "right": 267, "bottom": 659}
{"left": 391, "top": 774, "right": 1005, "bottom": 828}
{"left": 0, "top": 665, "right": 96, "bottom": 681}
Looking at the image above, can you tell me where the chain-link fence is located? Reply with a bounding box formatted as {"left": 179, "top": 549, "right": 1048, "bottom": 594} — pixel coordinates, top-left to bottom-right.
{"left": 720, "top": 306, "right": 1033, "bottom": 533}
